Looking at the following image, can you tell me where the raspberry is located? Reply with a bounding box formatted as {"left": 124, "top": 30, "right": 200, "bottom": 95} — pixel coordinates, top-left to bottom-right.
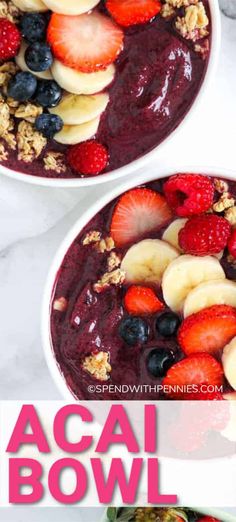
{"left": 228, "top": 228, "right": 236, "bottom": 259}
{"left": 0, "top": 19, "right": 21, "bottom": 61}
{"left": 164, "top": 173, "right": 214, "bottom": 217}
{"left": 67, "top": 140, "right": 109, "bottom": 176}
{"left": 179, "top": 214, "right": 231, "bottom": 255}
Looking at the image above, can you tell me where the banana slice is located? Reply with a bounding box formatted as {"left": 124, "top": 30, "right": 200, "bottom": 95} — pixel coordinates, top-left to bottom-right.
{"left": 222, "top": 337, "right": 236, "bottom": 391}
{"left": 54, "top": 116, "right": 100, "bottom": 145}
{"left": 51, "top": 60, "right": 115, "bottom": 95}
{"left": 42, "top": 0, "right": 99, "bottom": 15}
{"left": 120, "top": 239, "right": 179, "bottom": 285}
{"left": 49, "top": 93, "right": 109, "bottom": 126}
{"left": 12, "top": 0, "right": 48, "bottom": 11}
{"left": 162, "top": 219, "right": 187, "bottom": 252}
{"left": 184, "top": 279, "right": 236, "bottom": 317}
{"left": 15, "top": 42, "right": 53, "bottom": 81}
{"left": 162, "top": 255, "right": 225, "bottom": 312}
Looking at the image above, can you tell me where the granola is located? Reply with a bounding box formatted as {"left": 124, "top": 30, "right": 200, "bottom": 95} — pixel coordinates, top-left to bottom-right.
{"left": 82, "top": 351, "right": 111, "bottom": 381}
{"left": 225, "top": 206, "right": 236, "bottom": 227}
{"left": 0, "top": 142, "right": 8, "bottom": 161}
{"left": 83, "top": 230, "right": 102, "bottom": 245}
{"left": 0, "top": 1, "right": 21, "bottom": 23}
{"left": 0, "top": 98, "right": 16, "bottom": 149}
{"left": 95, "top": 236, "right": 115, "bottom": 253}
{"left": 194, "top": 39, "right": 210, "bottom": 59}
{"left": 176, "top": 2, "right": 209, "bottom": 41}
{"left": 213, "top": 193, "right": 235, "bottom": 213}
{"left": 14, "top": 103, "right": 43, "bottom": 123}
{"left": 16, "top": 121, "right": 46, "bottom": 162}
{"left": 214, "top": 178, "right": 229, "bottom": 194}
{"left": 43, "top": 151, "right": 66, "bottom": 174}
{"left": 107, "top": 251, "right": 121, "bottom": 272}
{"left": 0, "top": 61, "right": 19, "bottom": 93}
{"left": 93, "top": 268, "right": 126, "bottom": 293}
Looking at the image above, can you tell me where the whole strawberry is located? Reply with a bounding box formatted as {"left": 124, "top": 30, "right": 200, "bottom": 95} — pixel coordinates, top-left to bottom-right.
{"left": 67, "top": 140, "right": 109, "bottom": 176}
{"left": 0, "top": 19, "right": 21, "bottom": 61}
{"left": 164, "top": 173, "right": 214, "bottom": 217}
{"left": 179, "top": 214, "right": 231, "bottom": 255}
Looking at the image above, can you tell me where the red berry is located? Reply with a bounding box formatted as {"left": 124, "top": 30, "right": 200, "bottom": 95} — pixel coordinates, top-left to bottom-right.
{"left": 110, "top": 188, "right": 172, "bottom": 247}
{"left": 163, "top": 353, "right": 224, "bottom": 399}
{"left": 197, "top": 518, "right": 221, "bottom": 522}
{"left": 67, "top": 141, "right": 109, "bottom": 176}
{"left": 47, "top": 11, "right": 124, "bottom": 73}
{"left": 228, "top": 228, "right": 236, "bottom": 259}
{"left": 124, "top": 285, "right": 164, "bottom": 315}
{"left": 164, "top": 173, "right": 214, "bottom": 217}
{"left": 179, "top": 214, "right": 231, "bottom": 256}
{"left": 106, "top": 0, "right": 161, "bottom": 28}
{"left": 178, "top": 305, "right": 236, "bottom": 356}
{"left": 0, "top": 19, "right": 21, "bottom": 61}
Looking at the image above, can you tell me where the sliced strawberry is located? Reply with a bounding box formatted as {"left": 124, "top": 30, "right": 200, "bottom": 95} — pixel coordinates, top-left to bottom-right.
{"left": 47, "top": 11, "right": 124, "bottom": 73}
{"left": 124, "top": 285, "right": 164, "bottom": 315}
{"left": 163, "top": 353, "right": 224, "bottom": 399}
{"left": 106, "top": 0, "right": 161, "bottom": 27}
{"left": 178, "top": 305, "right": 236, "bottom": 356}
{"left": 110, "top": 188, "right": 172, "bottom": 247}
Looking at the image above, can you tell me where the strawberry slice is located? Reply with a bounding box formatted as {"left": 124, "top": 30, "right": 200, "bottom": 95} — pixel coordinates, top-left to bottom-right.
{"left": 106, "top": 0, "right": 161, "bottom": 27}
{"left": 124, "top": 285, "right": 164, "bottom": 315}
{"left": 110, "top": 188, "right": 172, "bottom": 247}
{"left": 47, "top": 11, "right": 124, "bottom": 73}
{"left": 178, "top": 305, "right": 236, "bottom": 356}
{"left": 163, "top": 353, "right": 224, "bottom": 399}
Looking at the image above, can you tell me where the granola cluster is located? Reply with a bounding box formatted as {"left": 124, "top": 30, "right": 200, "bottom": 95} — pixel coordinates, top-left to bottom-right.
{"left": 161, "top": 0, "right": 209, "bottom": 49}
{"left": 93, "top": 268, "right": 125, "bottom": 293}
{"left": 43, "top": 151, "right": 66, "bottom": 174}
{"left": 213, "top": 178, "right": 236, "bottom": 226}
{"left": 82, "top": 351, "right": 111, "bottom": 382}
{"left": 0, "top": 0, "right": 21, "bottom": 23}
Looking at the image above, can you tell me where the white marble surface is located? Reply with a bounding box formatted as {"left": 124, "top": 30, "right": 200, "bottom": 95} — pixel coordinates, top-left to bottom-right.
{"left": 0, "top": 10, "right": 236, "bottom": 522}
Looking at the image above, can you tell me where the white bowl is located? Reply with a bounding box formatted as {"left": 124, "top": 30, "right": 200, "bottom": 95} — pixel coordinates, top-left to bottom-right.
{"left": 42, "top": 166, "right": 236, "bottom": 400}
{"left": 0, "top": 0, "right": 221, "bottom": 188}
{"left": 100, "top": 508, "right": 236, "bottom": 522}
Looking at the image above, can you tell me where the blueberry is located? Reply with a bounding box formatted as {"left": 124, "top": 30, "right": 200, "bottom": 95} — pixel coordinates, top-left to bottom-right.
{"left": 7, "top": 72, "right": 37, "bottom": 102}
{"left": 35, "top": 114, "right": 63, "bottom": 139}
{"left": 119, "top": 317, "right": 149, "bottom": 346}
{"left": 34, "top": 80, "right": 62, "bottom": 108}
{"left": 155, "top": 312, "right": 180, "bottom": 337}
{"left": 25, "top": 43, "right": 53, "bottom": 72}
{"left": 20, "top": 13, "right": 47, "bottom": 43}
{"left": 147, "top": 348, "right": 175, "bottom": 378}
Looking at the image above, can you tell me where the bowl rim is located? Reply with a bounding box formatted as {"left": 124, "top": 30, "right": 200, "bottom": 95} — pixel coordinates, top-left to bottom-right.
{"left": 0, "top": 0, "right": 221, "bottom": 188}
{"left": 100, "top": 507, "right": 236, "bottom": 522}
{"left": 41, "top": 166, "right": 236, "bottom": 401}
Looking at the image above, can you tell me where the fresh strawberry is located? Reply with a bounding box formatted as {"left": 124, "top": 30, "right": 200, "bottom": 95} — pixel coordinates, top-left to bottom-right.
{"left": 228, "top": 228, "right": 236, "bottom": 259}
{"left": 178, "top": 305, "right": 236, "bottom": 356}
{"left": 164, "top": 173, "right": 214, "bottom": 217}
{"left": 106, "top": 0, "right": 161, "bottom": 28}
{"left": 124, "top": 285, "right": 164, "bottom": 315}
{"left": 163, "top": 353, "right": 224, "bottom": 399}
{"left": 179, "top": 214, "right": 231, "bottom": 256}
{"left": 0, "top": 19, "right": 21, "bottom": 61}
{"left": 195, "top": 391, "right": 223, "bottom": 401}
{"left": 67, "top": 141, "right": 109, "bottom": 176}
{"left": 110, "top": 188, "right": 172, "bottom": 247}
{"left": 47, "top": 11, "right": 124, "bottom": 73}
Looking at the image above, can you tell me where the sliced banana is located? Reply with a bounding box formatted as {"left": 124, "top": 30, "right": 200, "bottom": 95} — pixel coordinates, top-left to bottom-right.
{"left": 42, "top": 0, "right": 99, "bottom": 15}
{"left": 184, "top": 279, "right": 236, "bottom": 317}
{"left": 121, "top": 239, "right": 179, "bottom": 285}
{"left": 51, "top": 60, "right": 115, "bottom": 96}
{"left": 49, "top": 93, "right": 109, "bottom": 126}
{"left": 12, "top": 0, "right": 48, "bottom": 12}
{"left": 15, "top": 42, "right": 53, "bottom": 81}
{"left": 54, "top": 116, "right": 100, "bottom": 145}
{"left": 222, "top": 337, "right": 236, "bottom": 392}
{"left": 162, "top": 255, "right": 225, "bottom": 312}
{"left": 162, "top": 219, "right": 187, "bottom": 252}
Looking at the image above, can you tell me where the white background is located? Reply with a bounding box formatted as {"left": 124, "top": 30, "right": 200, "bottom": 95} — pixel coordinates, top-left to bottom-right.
{"left": 0, "top": 6, "right": 236, "bottom": 522}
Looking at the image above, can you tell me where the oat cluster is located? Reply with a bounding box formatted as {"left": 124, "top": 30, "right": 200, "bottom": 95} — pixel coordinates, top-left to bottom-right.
{"left": 82, "top": 351, "right": 112, "bottom": 382}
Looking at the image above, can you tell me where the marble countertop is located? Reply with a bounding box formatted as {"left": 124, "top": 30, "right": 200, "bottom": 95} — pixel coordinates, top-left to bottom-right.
{"left": 0, "top": 9, "right": 236, "bottom": 522}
